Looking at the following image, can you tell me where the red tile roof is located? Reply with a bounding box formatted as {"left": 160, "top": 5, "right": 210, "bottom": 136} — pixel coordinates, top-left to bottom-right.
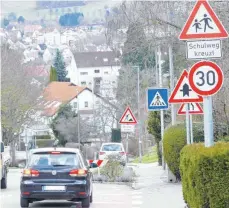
{"left": 41, "top": 82, "right": 86, "bottom": 117}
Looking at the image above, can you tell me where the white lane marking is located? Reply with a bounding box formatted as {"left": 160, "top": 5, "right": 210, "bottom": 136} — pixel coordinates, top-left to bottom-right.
{"left": 131, "top": 195, "right": 142, "bottom": 199}
{"left": 132, "top": 201, "right": 143, "bottom": 205}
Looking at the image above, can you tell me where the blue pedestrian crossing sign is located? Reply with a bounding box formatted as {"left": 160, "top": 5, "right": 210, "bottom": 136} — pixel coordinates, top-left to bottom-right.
{"left": 147, "top": 88, "right": 169, "bottom": 111}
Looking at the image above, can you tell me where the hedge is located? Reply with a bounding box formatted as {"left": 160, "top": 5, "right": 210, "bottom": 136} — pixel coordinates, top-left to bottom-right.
{"left": 163, "top": 123, "right": 204, "bottom": 180}
{"left": 180, "top": 143, "right": 229, "bottom": 208}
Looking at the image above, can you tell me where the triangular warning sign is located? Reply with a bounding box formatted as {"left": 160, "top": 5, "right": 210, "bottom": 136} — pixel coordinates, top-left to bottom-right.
{"left": 119, "top": 107, "right": 137, "bottom": 125}
{"left": 169, "top": 69, "right": 203, "bottom": 103}
{"left": 177, "top": 103, "right": 204, "bottom": 115}
{"left": 150, "top": 91, "right": 167, "bottom": 107}
{"left": 179, "top": 0, "right": 228, "bottom": 40}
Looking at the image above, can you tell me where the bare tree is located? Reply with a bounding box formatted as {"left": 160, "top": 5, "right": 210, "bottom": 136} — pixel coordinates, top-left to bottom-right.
{"left": 1, "top": 44, "right": 45, "bottom": 165}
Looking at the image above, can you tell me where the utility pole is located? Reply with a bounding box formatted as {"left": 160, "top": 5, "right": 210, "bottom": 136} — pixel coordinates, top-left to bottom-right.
{"left": 77, "top": 69, "right": 81, "bottom": 149}
{"left": 158, "top": 46, "right": 165, "bottom": 169}
{"left": 155, "top": 49, "right": 159, "bottom": 86}
{"left": 137, "top": 65, "right": 142, "bottom": 163}
{"left": 169, "top": 45, "right": 176, "bottom": 125}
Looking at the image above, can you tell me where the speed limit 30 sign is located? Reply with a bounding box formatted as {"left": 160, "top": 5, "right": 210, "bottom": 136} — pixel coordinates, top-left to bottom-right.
{"left": 189, "top": 61, "right": 224, "bottom": 96}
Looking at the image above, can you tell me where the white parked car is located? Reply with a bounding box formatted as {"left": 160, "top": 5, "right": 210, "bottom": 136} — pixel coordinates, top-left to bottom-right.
{"left": 99, "top": 143, "right": 127, "bottom": 166}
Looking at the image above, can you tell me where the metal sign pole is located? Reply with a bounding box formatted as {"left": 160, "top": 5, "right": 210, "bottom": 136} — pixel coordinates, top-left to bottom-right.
{"left": 203, "top": 96, "right": 214, "bottom": 147}
{"left": 126, "top": 133, "right": 129, "bottom": 163}
{"left": 190, "top": 113, "right": 194, "bottom": 144}
{"left": 185, "top": 104, "right": 190, "bottom": 144}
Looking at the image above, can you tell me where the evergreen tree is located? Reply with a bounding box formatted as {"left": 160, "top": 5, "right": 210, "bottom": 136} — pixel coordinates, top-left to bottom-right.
{"left": 18, "top": 16, "right": 25, "bottom": 23}
{"left": 53, "top": 49, "right": 67, "bottom": 82}
{"left": 122, "top": 22, "right": 155, "bottom": 71}
{"left": 49, "top": 66, "right": 58, "bottom": 82}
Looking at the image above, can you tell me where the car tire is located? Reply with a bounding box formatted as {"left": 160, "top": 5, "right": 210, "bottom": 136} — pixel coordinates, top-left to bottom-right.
{"left": 90, "top": 192, "right": 93, "bottom": 203}
{"left": 20, "top": 197, "right": 29, "bottom": 208}
{"left": 1, "top": 176, "right": 7, "bottom": 189}
{"left": 81, "top": 196, "right": 90, "bottom": 207}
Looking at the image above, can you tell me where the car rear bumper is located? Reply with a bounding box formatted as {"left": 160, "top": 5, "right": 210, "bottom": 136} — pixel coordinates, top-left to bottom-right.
{"left": 20, "top": 180, "right": 90, "bottom": 200}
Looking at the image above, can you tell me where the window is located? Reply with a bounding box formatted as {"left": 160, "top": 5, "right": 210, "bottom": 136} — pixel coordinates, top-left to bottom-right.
{"left": 84, "top": 101, "right": 88, "bottom": 107}
{"left": 28, "top": 152, "right": 81, "bottom": 168}
{"left": 104, "top": 71, "right": 109, "bottom": 75}
{"left": 95, "top": 100, "right": 100, "bottom": 105}
{"left": 112, "top": 81, "right": 116, "bottom": 84}
{"left": 73, "top": 102, "right": 77, "bottom": 108}
{"left": 102, "top": 144, "right": 123, "bottom": 151}
{"left": 81, "top": 81, "right": 86, "bottom": 85}
{"left": 80, "top": 72, "right": 88, "bottom": 75}
{"left": 94, "top": 69, "right": 100, "bottom": 73}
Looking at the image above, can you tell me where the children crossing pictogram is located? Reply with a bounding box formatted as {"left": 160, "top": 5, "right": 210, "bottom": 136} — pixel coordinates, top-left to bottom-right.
{"left": 179, "top": 0, "right": 228, "bottom": 40}
{"left": 150, "top": 91, "right": 166, "bottom": 107}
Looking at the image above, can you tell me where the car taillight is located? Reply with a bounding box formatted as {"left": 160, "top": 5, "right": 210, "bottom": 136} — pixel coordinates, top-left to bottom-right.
{"left": 69, "top": 169, "right": 87, "bottom": 177}
{"left": 120, "top": 152, "right": 126, "bottom": 155}
{"left": 22, "top": 169, "right": 39, "bottom": 177}
{"left": 99, "top": 152, "right": 105, "bottom": 155}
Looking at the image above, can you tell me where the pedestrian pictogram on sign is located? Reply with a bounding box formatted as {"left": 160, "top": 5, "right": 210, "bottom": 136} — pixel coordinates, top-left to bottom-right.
{"left": 119, "top": 107, "right": 137, "bottom": 125}
{"left": 169, "top": 69, "right": 203, "bottom": 103}
{"left": 177, "top": 103, "right": 203, "bottom": 115}
{"left": 150, "top": 92, "right": 166, "bottom": 106}
{"left": 189, "top": 61, "right": 224, "bottom": 96}
{"left": 179, "top": 0, "right": 228, "bottom": 40}
{"left": 147, "top": 88, "right": 169, "bottom": 111}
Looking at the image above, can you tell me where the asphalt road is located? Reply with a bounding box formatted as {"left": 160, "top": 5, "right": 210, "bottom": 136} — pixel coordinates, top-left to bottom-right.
{"left": 0, "top": 169, "right": 143, "bottom": 208}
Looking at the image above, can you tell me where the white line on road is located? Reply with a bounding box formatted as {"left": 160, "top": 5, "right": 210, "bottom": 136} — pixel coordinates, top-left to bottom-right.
{"left": 131, "top": 195, "right": 142, "bottom": 199}
{"left": 132, "top": 201, "right": 143, "bottom": 205}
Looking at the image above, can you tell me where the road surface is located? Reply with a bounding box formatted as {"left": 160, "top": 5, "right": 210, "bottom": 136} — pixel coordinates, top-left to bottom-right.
{"left": 0, "top": 169, "right": 144, "bottom": 208}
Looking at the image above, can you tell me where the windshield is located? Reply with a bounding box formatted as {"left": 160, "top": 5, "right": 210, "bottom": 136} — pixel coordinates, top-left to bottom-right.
{"left": 28, "top": 152, "right": 81, "bottom": 168}
{"left": 102, "top": 144, "right": 123, "bottom": 151}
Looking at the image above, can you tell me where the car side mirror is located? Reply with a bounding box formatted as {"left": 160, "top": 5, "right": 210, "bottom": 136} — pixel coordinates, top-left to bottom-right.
{"left": 90, "top": 162, "right": 98, "bottom": 168}
{"left": 0, "top": 142, "right": 4, "bottom": 153}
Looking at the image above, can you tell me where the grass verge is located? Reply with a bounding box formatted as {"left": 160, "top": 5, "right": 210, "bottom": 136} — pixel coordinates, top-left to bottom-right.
{"left": 132, "top": 146, "right": 158, "bottom": 164}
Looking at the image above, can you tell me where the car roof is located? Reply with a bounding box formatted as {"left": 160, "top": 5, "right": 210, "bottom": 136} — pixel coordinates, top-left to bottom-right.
{"left": 29, "top": 147, "right": 80, "bottom": 154}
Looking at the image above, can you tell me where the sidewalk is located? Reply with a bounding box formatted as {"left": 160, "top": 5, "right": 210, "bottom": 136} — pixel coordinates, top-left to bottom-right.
{"left": 132, "top": 163, "right": 186, "bottom": 208}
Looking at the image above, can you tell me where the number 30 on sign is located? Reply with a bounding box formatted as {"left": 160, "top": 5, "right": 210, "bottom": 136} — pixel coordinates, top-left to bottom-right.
{"left": 189, "top": 61, "right": 224, "bottom": 96}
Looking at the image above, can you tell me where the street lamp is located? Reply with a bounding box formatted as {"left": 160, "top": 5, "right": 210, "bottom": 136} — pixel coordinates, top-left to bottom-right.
{"left": 133, "top": 65, "right": 142, "bottom": 163}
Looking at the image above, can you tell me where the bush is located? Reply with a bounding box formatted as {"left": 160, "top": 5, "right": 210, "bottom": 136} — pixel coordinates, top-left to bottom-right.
{"left": 100, "top": 154, "right": 124, "bottom": 182}
{"left": 163, "top": 123, "right": 204, "bottom": 180}
{"left": 36, "top": 135, "right": 51, "bottom": 140}
{"left": 218, "top": 136, "right": 229, "bottom": 142}
{"left": 180, "top": 143, "right": 229, "bottom": 208}
{"left": 36, "top": 139, "right": 54, "bottom": 148}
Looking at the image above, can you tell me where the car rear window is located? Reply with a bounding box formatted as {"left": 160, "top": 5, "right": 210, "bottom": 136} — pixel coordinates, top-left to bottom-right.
{"left": 102, "top": 144, "right": 123, "bottom": 151}
{"left": 28, "top": 152, "right": 81, "bottom": 168}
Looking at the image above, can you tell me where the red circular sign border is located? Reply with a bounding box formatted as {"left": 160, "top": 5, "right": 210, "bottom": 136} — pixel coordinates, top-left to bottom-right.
{"left": 189, "top": 61, "right": 224, "bottom": 96}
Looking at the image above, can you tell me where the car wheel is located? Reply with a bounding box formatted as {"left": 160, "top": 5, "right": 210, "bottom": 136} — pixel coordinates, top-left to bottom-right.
{"left": 81, "top": 196, "right": 90, "bottom": 207}
{"left": 90, "top": 192, "right": 93, "bottom": 203}
{"left": 20, "top": 197, "right": 29, "bottom": 207}
{"left": 1, "top": 176, "right": 7, "bottom": 189}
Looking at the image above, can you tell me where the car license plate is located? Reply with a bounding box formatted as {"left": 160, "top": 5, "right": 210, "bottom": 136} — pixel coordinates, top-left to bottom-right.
{"left": 43, "top": 186, "right": 65, "bottom": 191}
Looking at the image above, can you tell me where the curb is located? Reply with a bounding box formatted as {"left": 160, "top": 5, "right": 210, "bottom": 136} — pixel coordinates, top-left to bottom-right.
{"left": 93, "top": 181, "right": 133, "bottom": 186}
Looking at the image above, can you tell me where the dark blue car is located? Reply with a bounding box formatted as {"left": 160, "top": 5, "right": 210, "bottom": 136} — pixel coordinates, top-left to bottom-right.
{"left": 20, "top": 148, "right": 95, "bottom": 207}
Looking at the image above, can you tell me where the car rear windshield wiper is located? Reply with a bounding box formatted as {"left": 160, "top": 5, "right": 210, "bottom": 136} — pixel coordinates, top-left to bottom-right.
{"left": 52, "top": 164, "right": 71, "bottom": 167}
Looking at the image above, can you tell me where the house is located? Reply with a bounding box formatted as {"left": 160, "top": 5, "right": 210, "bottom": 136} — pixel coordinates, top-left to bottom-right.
{"left": 73, "top": 51, "right": 121, "bottom": 99}
{"left": 31, "top": 82, "right": 118, "bottom": 140}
